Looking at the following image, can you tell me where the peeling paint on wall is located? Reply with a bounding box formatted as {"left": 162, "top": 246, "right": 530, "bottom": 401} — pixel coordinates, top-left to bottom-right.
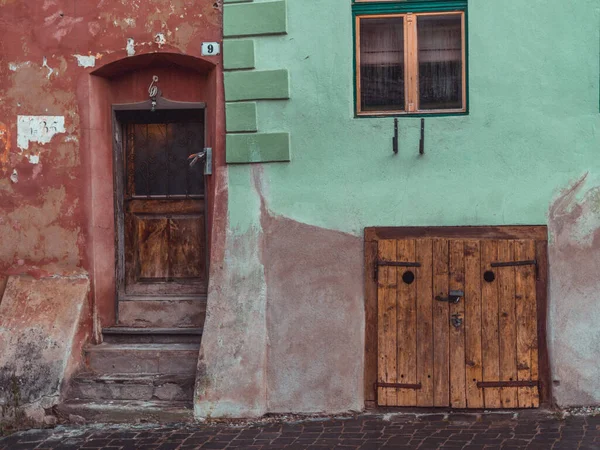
{"left": 0, "top": 275, "right": 89, "bottom": 421}
{"left": 8, "top": 62, "right": 31, "bottom": 72}
{"left": 0, "top": 123, "right": 10, "bottom": 173}
{"left": 17, "top": 116, "right": 66, "bottom": 150}
{"left": 9, "top": 170, "right": 18, "bottom": 184}
{"left": 154, "top": 33, "right": 166, "bottom": 47}
{"left": 73, "top": 54, "right": 96, "bottom": 68}
{"left": 548, "top": 173, "right": 600, "bottom": 407}
{"left": 41, "top": 57, "right": 54, "bottom": 79}
{"left": 126, "top": 38, "right": 135, "bottom": 56}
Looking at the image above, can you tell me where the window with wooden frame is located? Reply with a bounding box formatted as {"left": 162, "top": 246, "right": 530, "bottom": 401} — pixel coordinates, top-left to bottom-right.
{"left": 354, "top": 1, "right": 467, "bottom": 116}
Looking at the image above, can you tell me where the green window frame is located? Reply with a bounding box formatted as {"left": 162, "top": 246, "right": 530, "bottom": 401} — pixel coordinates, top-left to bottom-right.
{"left": 353, "top": 0, "right": 469, "bottom": 118}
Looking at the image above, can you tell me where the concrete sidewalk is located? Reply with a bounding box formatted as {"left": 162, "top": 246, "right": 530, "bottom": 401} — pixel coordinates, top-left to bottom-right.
{"left": 0, "top": 411, "right": 598, "bottom": 449}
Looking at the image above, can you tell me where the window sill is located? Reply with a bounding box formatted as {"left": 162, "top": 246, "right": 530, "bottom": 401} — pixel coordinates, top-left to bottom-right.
{"left": 355, "top": 109, "right": 468, "bottom": 119}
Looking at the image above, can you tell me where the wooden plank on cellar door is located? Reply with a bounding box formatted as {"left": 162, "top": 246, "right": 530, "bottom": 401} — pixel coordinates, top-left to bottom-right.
{"left": 449, "top": 240, "right": 466, "bottom": 408}
{"left": 464, "top": 240, "right": 484, "bottom": 408}
{"left": 530, "top": 243, "right": 541, "bottom": 408}
{"left": 377, "top": 239, "right": 398, "bottom": 406}
{"left": 396, "top": 239, "right": 417, "bottom": 406}
{"left": 481, "top": 240, "right": 501, "bottom": 408}
{"left": 498, "top": 240, "right": 518, "bottom": 408}
{"left": 416, "top": 239, "right": 434, "bottom": 407}
{"left": 515, "top": 240, "right": 539, "bottom": 407}
{"left": 432, "top": 239, "right": 450, "bottom": 407}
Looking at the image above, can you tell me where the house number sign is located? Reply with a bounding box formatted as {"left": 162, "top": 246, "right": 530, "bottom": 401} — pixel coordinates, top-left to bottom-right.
{"left": 201, "top": 42, "right": 220, "bottom": 56}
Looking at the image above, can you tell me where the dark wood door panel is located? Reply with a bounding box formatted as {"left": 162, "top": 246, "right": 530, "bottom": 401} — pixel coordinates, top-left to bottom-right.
{"left": 169, "top": 216, "right": 206, "bottom": 279}
{"left": 125, "top": 209, "right": 206, "bottom": 296}
{"left": 136, "top": 216, "right": 169, "bottom": 280}
{"left": 115, "top": 110, "right": 208, "bottom": 302}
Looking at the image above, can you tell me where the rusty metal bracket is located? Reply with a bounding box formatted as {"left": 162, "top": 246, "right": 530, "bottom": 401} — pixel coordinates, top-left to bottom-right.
{"left": 393, "top": 118, "right": 399, "bottom": 155}
{"left": 375, "top": 382, "right": 422, "bottom": 390}
{"left": 477, "top": 380, "right": 538, "bottom": 388}
{"left": 419, "top": 118, "right": 425, "bottom": 155}
{"left": 491, "top": 259, "right": 538, "bottom": 280}
{"left": 374, "top": 260, "right": 421, "bottom": 280}
{"left": 491, "top": 260, "right": 537, "bottom": 268}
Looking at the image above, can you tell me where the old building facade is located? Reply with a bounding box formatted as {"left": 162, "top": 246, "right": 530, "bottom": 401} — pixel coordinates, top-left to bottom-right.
{"left": 0, "top": 0, "right": 599, "bottom": 422}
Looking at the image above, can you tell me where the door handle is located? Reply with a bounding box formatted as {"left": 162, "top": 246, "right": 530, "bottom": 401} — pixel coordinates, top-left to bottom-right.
{"left": 187, "top": 147, "right": 212, "bottom": 175}
{"left": 435, "top": 290, "right": 464, "bottom": 304}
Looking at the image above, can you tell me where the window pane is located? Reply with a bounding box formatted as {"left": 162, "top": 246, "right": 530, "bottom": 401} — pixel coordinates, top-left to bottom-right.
{"left": 417, "top": 14, "right": 463, "bottom": 110}
{"left": 359, "top": 17, "right": 405, "bottom": 112}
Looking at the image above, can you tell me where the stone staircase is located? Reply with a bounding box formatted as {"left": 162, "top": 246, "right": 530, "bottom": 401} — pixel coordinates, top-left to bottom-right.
{"left": 57, "top": 327, "right": 202, "bottom": 423}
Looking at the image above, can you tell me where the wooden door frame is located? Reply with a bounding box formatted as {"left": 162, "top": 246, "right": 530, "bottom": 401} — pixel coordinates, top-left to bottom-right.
{"left": 112, "top": 98, "right": 208, "bottom": 321}
{"left": 364, "top": 226, "right": 551, "bottom": 409}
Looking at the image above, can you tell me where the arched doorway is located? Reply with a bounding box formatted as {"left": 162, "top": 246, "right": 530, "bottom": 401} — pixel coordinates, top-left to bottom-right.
{"left": 81, "top": 52, "right": 223, "bottom": 336}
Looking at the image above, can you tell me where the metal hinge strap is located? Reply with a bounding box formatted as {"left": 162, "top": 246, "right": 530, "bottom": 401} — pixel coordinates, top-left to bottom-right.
{"left": 491, "top": 259, "right": 538, "bottom": 280}
{"left": 477, "top": 380, "right": 538, "bottom": 388}
{"left": 375, "top": 382, "right": 422, "bottom": 390}
{"left": 374, "top": 260, "right": 421, "bottom": 280}
{"left": 491, "top": 260, "right": 536, "bottom": 268}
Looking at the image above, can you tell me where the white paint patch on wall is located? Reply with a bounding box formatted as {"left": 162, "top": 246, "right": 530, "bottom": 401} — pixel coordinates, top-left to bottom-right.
{"left": 126, "top": 38, "right": 136, "bottom": 56}
{"left": 154, "top": 33, "right": 166, "bottom": 47}
{"left": 42, "top": 57, "right": 54, "bottom": 79}
{"left": 17, "top": 116, "right": 66, "bottom": 150}
{"left": 10, "top": 169, "right": 18, "bottom": 183}
{"left": 73, "top": 54, "right": 96, "bottom": 68}
{"left": 28, "top": 154, "right": 40, "bottom": 164}
{"left": 8, "top": 62, "right": 32, "bottom": 72}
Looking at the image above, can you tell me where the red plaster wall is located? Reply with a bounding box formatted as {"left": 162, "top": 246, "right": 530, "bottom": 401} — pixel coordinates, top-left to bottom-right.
{"left": 0, "top": 0, "right": 224, "bottom": 334}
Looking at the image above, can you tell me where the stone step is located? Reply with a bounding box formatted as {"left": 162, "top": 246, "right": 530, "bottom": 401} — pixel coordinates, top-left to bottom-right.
{"left": 68, "top": 373, "right": 195, "bottom": 402}
{"left": 117, "top": 298, "right": 206, "bottom": 328}
{"left": 102, "top": 327, "right": 203, "bottom": 344}
{"left": 56, "top": 399, "right": 193, "bottom": 424}
{"left": 85, "top": 343, "right": 199, "bottom": 375}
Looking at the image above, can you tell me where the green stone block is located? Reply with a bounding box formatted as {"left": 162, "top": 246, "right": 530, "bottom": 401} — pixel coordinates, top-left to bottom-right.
{"left": 224, "top": 69, "right": 289, "bottom": 102}
{"left": 223, "top": 40, "right": 255, "bottom": 70}
{"left": 226, "top": 132, "right": 290, "bottom": 163}
{"left": 224, "top": 0, "right": 287, "bottom": 37}
{"left": 226, "top": 102, "right": 258, "bottom": 133}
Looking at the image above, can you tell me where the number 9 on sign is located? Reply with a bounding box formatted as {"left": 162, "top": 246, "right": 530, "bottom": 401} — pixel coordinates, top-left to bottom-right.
{"left": 201, "top": 42, "right": 220, "bottom": 56}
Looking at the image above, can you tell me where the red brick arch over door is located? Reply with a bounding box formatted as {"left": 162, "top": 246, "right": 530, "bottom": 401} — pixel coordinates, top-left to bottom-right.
{"left": 364, "top": 227, "right": 551, "bottom": 409}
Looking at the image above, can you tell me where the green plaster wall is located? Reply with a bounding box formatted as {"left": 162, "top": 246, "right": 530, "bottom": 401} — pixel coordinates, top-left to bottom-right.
{"left": 223, "top": 40, "right": 255, "bottom": 70}
{"left": 226, "top": 0, "right": 600, "bottom": 235}
{"left": 224, "top": 0, "right": 287, "bottom": 37}
{"left": 227, "top": 102, "right": 258, "bottom": 132}
{"left": 223, "top": 0, "right": 291, "bottom": 165}
{"left": 224, "top": 69, "right": 289, "bottom": 102}
{"left": 227, "top": 133, "right": 290, "bottom": 163}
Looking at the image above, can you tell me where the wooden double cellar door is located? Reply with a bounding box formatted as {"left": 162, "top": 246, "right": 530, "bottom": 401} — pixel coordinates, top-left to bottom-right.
{"left": 366, "top": 228, "right": 548, "bottom": 409}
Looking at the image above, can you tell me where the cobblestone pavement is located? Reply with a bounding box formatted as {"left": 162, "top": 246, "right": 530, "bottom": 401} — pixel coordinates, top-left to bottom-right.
{"left": 1, "top": 412, "right": 598, "bottom": 450}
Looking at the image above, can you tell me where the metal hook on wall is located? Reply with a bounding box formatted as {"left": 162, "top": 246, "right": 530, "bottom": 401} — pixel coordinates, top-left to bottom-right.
{"left": 392, "top": 118, "right": 399, "bottom": 155}
{"left": 419, "top": 118, "right": 425, "bottom": 155}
